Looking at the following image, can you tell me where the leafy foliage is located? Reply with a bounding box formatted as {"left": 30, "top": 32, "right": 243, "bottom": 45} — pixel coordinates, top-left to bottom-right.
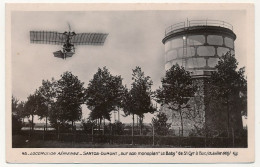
{"left": 86, "top": 67, "right": 125, "bottom": 121}
{"left": 155, "top": 64, "right": 196, "bottom": 136}
{"left": 207, "top": 52, "right": 247, "bottom": 114}
{"left": 37, "top": 79, "right": 56, "bottom": 120}
{"left": 122, "top": 66, "right": 155, "bottom": 136}
{"left": 12, "top": 114, "right": 22, "bottom": 134}
{"left": 12, "top": 96, "right": 24, "bottom": 134}
{"left": 152, "top": 112, "right": 171, "bottom": 136}
{"left": 17, "top": 101, "right": 26, "bottom": 119}
{"left": 48, "top": 102, "right": 63, "bottom": 130}
{"left": 55, "top": 71, "right": 86, "bottom": 125}
{"left": 12, "top": 96, "right": 27, "bottom": 119}
{"left": 12, "top": 96, "right": 19, "bottom": 114}
{"left": 123, "top": 66, "right": 155, "bottom": 118}
{"left": 205, "top": 52, "right": 247, "bottom": 135}
{"left": 24, "top": 92, "right": 46, "bottom": 130}
{"left": 156, "top": 64, "right": 195, "bottom": 107}
{"left": 24, "top": 92, "right": 46, "bottom": 115}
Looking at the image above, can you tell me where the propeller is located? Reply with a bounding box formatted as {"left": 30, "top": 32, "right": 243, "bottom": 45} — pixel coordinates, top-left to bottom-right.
{"left": 67, "top": 22, "right": 71, "bottom": 31}
{"left": 67, "top": 22, "right": 76, "bottom": 35}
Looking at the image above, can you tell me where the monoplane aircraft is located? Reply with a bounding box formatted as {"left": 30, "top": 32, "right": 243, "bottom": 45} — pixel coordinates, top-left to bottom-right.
{"left": 30, "top": 26, "right": 108, "bottom": 59}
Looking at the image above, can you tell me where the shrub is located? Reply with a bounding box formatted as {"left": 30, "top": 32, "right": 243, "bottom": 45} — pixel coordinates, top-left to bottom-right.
{"left": 12, "top": 114, "right": 22, "bottom": 135}
{"left": 81, "top": 118, "right": 96, "bottom": 134}
{"left": 110, "top": 121, "right": 125, "bottom": 135}
{"left": 152, "top": 112, "right": 171, "bottom": 136}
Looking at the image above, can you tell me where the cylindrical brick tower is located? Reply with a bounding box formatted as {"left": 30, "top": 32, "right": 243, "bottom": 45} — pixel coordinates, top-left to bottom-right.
{"left": 162, "top": 20, "right": 236, "bottom": 78}
{"left": 161, "top": 20, "right": 242, "bottom": 136}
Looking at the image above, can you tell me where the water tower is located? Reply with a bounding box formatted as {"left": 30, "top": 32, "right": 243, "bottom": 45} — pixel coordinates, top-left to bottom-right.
{"left": 162, "top": 20, "right": 236, "bottom": 77}
{"left": 162, "top": 20, "right": 242, "bottom": 136}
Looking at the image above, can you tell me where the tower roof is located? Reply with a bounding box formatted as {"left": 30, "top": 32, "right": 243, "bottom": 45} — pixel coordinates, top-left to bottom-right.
{"left": 162, "top": 20, "right": 236, "bottom": 44}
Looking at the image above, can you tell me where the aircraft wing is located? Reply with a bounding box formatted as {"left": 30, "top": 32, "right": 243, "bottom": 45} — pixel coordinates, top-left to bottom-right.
{"left": 71, "top": 33, "right": 108, "bottom": 45}
{"left": 30, "top": 31, "right": 66, "bottom": 45}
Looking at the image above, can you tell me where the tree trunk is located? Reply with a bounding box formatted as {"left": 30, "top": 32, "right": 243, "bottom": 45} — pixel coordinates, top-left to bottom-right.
{"left": 138, "top": 116, "right": 142, "bottom": 135}
{"left": 227, "top": 100, "right": 230, "bottom": 137}
{"left": 98, "top": 118, "right": 101, "bottom": 133}
{"left": 179, "top": 107, "right": 184, "bottom": 137}
{"left": 132, "top": 114, "right": 134, "bottom": 145}
{"left": 95, "top": 119, "right": 98, "bottom": 133}
{"left": 72, "top": 120, "right": 74, "bottom": 132}
{"left": 137, "top": 115, "right": 138, "bottom": 130}
{"left": 140, "top": 117, "right": 143, "bottom": 135}
{"left": 152, "top": 123, "right": 155, "bottom": 146}
{"left": 57, "top": 122, "right": 60, "bottom": 140}
{"left": 103, "top": 118, "right": 105, "bottom": 135}
{"left": 118, "top": 110, "right": 120, "bottom": 122}
{"left": 45, "top": 116, "right": 48, "bottom": 131}
{"left": 139, "top": 117, "right": 141, "bottom": 135}
{"left": 31, "top": 114, "right": 34, "bottom": 131}
{"left": 46, "top": 107, "right": 48, "bottom": 131}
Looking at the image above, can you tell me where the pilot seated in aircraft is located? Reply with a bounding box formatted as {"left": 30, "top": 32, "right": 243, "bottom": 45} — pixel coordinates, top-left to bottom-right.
{"left": 63, "top": 42, "right": 74, "bottom": 53}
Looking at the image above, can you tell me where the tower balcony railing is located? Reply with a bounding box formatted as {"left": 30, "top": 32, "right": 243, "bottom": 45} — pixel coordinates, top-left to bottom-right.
{"left": 165, "top": 19, "right": 233, "bottom": 36}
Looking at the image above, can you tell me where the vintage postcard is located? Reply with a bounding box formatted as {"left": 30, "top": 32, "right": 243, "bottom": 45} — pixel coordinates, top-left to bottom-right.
{"left": 6, "top": 3, "right": 254, "bottom": 163}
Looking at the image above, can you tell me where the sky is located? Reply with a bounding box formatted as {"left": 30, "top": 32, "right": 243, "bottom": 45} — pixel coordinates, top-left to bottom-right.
{"left": 11, "top": 10, "right": 247, "bottom": 123}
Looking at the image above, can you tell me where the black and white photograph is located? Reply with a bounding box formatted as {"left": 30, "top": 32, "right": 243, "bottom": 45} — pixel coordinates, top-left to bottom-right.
{"left": 5, "top": 3, "right": 255, "bottom": 163}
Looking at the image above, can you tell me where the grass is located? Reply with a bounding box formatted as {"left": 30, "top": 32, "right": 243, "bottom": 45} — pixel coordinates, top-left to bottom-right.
{"left": 12, "top": 134, "right": 180, "bottom": 148}
{"left": 13, "top": 137, "right": 167, "bottom": 148}
{"left": 12, "top": 133, "right": 247, "bottom": 148}
{"left": 18, "top": 141, "right": 157, "bottom": 148}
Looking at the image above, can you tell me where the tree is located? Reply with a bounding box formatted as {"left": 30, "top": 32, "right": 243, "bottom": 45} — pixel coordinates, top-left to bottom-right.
{"left": 122, "top": 87, "right": 136, "bottom": 142}
{"left": 49, "top": 102, "right": 71, "bottom": 134}
{"left": 12, "top": 96, "right": 23, "bottom": 134}
{"left": 155, "top": 64, "right": 196, "bottom": 136}
{"left": 55, "top": 71, "right": 86, "bottom": 130}
{"left": 12, "top": 96, "right": 19, "bottom": 114}
{"left": 132, "top": 67, "right": 155, "bottom": 135}
{"left": 24, "top": 92, "right": 45, "bottom": 131}
{"left": 206, "top": 51, "right": 247, "bottom": 136}
{"left": 123, "top": 66, "right": 155, "bottom": 142}
{"left": 152, "top": 112, "right": 171, "bottom": 136}
{"left": 17, "top": 101, "right": 26, "bottom": 124}
{"left": 37, "top": 79, "right": 56, "bottom": 130}
{"left": 85, "top": 67, "right": 125, "bottom": 133}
